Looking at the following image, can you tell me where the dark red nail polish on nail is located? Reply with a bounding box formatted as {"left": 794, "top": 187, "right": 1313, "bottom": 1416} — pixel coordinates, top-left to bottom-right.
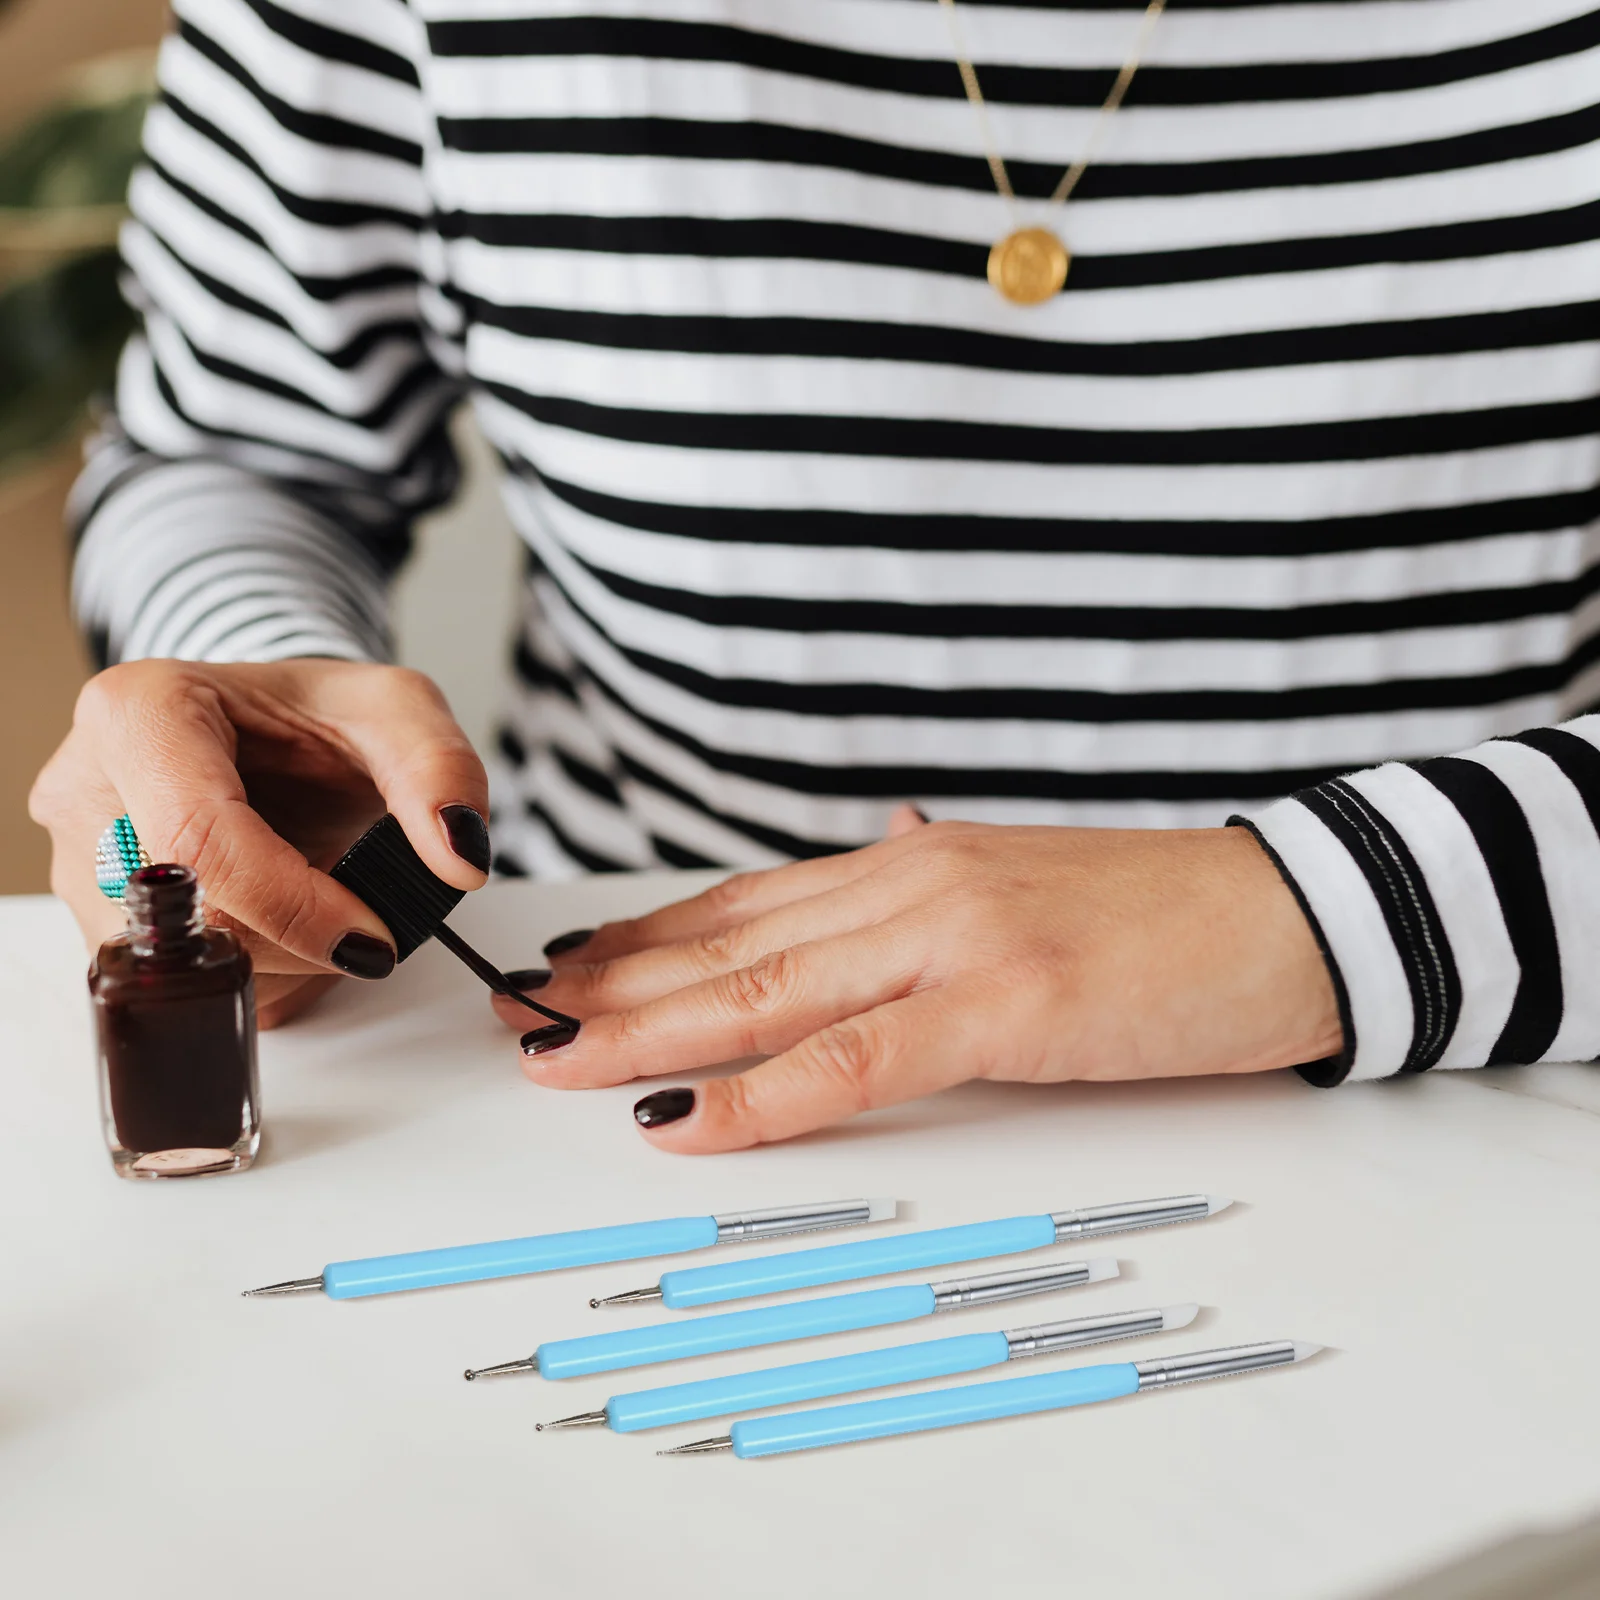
{"left": 330, "top": 931, "right": 396, "bottom": 980}
{"left": 441, "top": 805, "right": 491, "bottom": 873}
{"left": 504, "top": 968, "right": 552, "bottom": 991}
{"left": 634, "top": 1087, "right": 694, "bottom": 1128}
{"left": 522, "top": 1022, "right": 578, "bottom": 1055}
{"left": 543, "top": 928, "right": 595, "bottom": 958}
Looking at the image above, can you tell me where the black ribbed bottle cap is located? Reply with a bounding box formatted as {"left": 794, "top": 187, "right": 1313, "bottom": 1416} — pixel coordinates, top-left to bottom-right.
{"left": 329, "top": 814, "right": 464, "bottom": 961}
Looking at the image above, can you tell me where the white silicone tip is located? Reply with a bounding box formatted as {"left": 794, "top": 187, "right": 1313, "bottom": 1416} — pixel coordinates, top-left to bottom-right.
{"left": 1205, "top": 1195, "right": 1233, "bottom": 1216}
{"left": 1085, "top": 1257, "right": 1120, "bottom": 1282}
{"left": 1290, "top": 1341, "right": 1323, "bottom": 1363}
{"left": 864, "top": 1197, "right": 897, "bottom": 1223}
{"left": 1161, "top": 1302, "right": 1200, "bottom": 1331}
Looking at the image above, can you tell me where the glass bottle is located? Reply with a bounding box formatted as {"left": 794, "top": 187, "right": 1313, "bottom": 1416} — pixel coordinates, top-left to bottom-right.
{"left": 90, "top": 864, "right": 260, "bottom": 1178}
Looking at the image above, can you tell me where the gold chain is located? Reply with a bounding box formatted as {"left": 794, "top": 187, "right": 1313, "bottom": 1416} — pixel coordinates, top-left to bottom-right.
{"left": 936, "top": 0, "right": 1169, "bottom": 302}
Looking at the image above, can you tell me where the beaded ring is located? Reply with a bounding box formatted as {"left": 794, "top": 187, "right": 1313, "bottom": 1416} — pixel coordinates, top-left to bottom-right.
{"left": 95, "top": 815, "right": 151, "bottom": 901}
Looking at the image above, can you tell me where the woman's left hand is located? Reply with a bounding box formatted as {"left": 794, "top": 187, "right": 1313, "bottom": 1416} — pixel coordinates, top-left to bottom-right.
{"left": 493, "top": 811, "right": 1342, "bottom": 1153}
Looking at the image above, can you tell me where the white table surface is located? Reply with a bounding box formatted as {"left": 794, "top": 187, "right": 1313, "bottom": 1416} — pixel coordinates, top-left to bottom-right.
{"left": 3, "top": 874, "right": 1599, "bottom": 1600}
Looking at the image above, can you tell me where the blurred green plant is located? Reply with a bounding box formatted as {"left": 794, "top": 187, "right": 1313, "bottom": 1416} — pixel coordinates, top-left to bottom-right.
{"left": 0, "top": 52, "right": 155, "bottom": 477}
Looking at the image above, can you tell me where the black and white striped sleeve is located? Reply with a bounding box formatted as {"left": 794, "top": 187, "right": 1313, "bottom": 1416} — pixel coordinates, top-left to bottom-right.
{"left": 71, "top": 0, "right": 463, "bottom": 669}
{"left": 1238, "top": 716, "right": 1600, "bottom": 1083}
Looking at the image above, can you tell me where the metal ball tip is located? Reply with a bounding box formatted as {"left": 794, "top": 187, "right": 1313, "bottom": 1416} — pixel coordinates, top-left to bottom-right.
{"left": 462, "top": 1355, "right": 539, "bottom": 1382}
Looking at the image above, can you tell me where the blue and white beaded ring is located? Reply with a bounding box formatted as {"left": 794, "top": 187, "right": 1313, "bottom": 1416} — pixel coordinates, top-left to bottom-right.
{"left": 95, "top": 815, "right": 152, "bottom": 902}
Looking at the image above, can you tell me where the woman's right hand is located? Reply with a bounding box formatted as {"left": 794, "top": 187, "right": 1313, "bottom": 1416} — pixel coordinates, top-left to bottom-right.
{"left": 29, "top": 659, "right": 490, "bottom": 1025}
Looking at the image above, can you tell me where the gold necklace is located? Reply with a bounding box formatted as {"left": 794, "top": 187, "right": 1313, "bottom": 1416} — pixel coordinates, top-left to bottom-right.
{"left": 937, "top": 0, "right": 1168, "bottom": 305}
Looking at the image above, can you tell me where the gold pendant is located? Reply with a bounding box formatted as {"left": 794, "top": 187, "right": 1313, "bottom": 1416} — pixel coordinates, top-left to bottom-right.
{"left": 987, "top": 227, "right": 1070, "bottom": 305}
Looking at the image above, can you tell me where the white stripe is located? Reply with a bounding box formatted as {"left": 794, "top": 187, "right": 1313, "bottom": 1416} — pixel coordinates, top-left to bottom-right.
{"left": 1341, "top": 762, "right": 1519, "bottom": 1070}
{"left": 1242, "top": 795, "right": 1415, "bottom": 1081}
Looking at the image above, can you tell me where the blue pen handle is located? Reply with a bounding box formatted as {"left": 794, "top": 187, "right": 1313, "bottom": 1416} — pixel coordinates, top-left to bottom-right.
{"left": 537, "top": 1284, "right": 938, "bottom": 1380}
{"left": 609, "top": 1331, "right": 1009, "bottom": 1432}
{"left": 323, "top": 1216, "right": 718, "bottom": 1299}
{"left": 728, "top": 1361, "right": 1141, "bottom": 1458}
{"left": 658, "top": 1215, "right": 1056, "bottom": 1308}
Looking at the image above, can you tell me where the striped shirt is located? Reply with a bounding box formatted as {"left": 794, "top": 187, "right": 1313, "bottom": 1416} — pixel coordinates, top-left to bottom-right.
{"left": 72, "top": 0, "right": 1600, "bottom": 1084}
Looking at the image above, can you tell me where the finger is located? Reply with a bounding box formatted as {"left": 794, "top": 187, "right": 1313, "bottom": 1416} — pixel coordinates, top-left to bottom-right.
{"left": 633, "top": 987, "right": 990, "bottom": 1154}
{"left": 256, "top": 973, "right": 340, "bottom": 1030}
{"left": 82, "top": 665, "right": 395, "bottom": 976}
{"left": 518, "top": 921, "right": 928, "bottom": 1090}
{"left": 494, "top": 867, "right": 916, "bottom": 1029}
{"left": 543, "top": 823, "right": 965, "bottom": 968}
{"left": 884, "top": 803, "right": 929, "bottom": 839}
{"left": 307, "top": 666, "right": 490, "bottom": 890}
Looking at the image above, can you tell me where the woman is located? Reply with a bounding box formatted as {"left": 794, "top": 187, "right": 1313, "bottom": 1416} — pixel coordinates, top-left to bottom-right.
{"left": 31, "top": 0, "right": 1600, "bottom": 1152}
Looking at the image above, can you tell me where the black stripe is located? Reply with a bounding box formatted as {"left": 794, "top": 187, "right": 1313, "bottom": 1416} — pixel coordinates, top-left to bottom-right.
{"left": 177, "top": 21, "right": 423, "bottom": 165}
{"left": 566, "top": 546, "right": 1600, "bottom": 643}
{"left": 496, "top": 724, "right": 527, "bottom": 768}
{"left": 424, "top": 12, "right": 1600, "bottom": 107}
{"left": 440, "top": 99, "right": 1600, "bottom": 202}
{"left": 533, "top": 470, "right": 1600, "bottom": 558}
{"left": 551, "top": 744, "right": 625, "bottom": 808}
{"left": 444, "top": 198, "right": 1600, "bottom": 290}
{"left": 1295, "top": 779, "right": 1459, "bottom": 1072}
{"left": 485, "top": 380, "right": 1600, "bottom": 466}
{"left": 614, "top": 749, "right": 852, "bottom": 859}
{"left": 532, "top": 573, "right": 1600, "bottom": 723}
{"left": 242, "top": 0, "right": 420, "bottom": 85}
{"left": 467, "top": 296, "right": 1600, "bottom": 380}
{"left": 649, "top": 833, "right": 723, "bottom": 870}
{"left": 1413, "top": 756, "right": 1564, "bottom": 1064}
{"left": 1506, "top": 725, "right": 1600, "bottom": 842}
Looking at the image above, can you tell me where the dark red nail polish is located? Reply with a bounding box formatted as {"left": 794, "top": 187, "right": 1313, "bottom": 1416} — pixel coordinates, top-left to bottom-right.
{"left": 543, "top": 928, "right": 595, "bottom": 958}
{"left": 330, "top": 931, "right": 396, "bottom": 980}
{"left": 522, "top": 1022, "right": 578, "bottom": 1055}
{"left": 634, "top": 1087, "right": 694, "bottom": 1128}
{"left": 504, "top": 968, "right": 552, "bottom": 991}
{"left": 441, "top": 805, "right": 491, "bottom": 873}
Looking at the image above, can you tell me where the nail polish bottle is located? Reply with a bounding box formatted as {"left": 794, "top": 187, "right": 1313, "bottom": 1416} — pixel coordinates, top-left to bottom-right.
{"left": 89, "top": 864, "right": 260, "bottom": 1179}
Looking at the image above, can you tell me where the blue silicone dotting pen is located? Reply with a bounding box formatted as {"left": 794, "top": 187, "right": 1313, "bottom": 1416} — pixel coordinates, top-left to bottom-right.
{"left": 658, "top": 1340, "right": 1321, "bottom": 1458}
{"left": 538, "top": 1302, "right": 1199, "bottom": 1433}
{"left": 463, "top": 1256, "right": 1120, "bottom": 1381}
{"left": 241, "top": 1197, "right": 895, "bottom": 1300}
{"left": 592, "top": 1193, "right": 1228, "bottom": 1310}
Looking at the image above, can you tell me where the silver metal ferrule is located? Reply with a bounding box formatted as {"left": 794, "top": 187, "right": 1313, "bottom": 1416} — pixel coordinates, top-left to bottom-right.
{"left": 1051, "top": 1193, "right": 1210, "bottom": 1242}
{"left": 1134, "top": 1341, "right": 1297, "bottom": 1390}
{"left": 930, "top": 1258, "right": 1092, "bottom": 1311}
{"left": 1004, "top": 1306, "right": 1167, "bottom": 1360}
{"left": 712, "top": 1199, "right": 875, "bottom": 1243}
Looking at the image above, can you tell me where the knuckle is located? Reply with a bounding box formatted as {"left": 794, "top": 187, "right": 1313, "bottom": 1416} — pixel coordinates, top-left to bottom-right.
{"left": 722, "top": 948, "right": 799, "bottom": 1015}
{"left": 805, "top": 1022, "right": 884, "bottom": 1114}
{"left": 702, "top": 871, "right": 758, "bottom": 921}
{"left": 693, "top": 920, "right": 750, "bottom": 975}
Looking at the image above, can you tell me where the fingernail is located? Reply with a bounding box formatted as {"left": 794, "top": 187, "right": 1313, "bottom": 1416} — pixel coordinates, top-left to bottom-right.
{"left": 543, "top": 928, "right": 595, "bottom": 958}
{"left": 441, "top": 805, "right": 491, "bottom": 873}
{"left": 330, "top": 931, "right": 396, "bottom": 980}
{"left": 504, "top": 967, "right": 552, "bottom": 991}
{"left": 634, "top": 1087, "right": 695, "bottom": 1128}
{"left": 522, "top": 1022, "right": 578, "bottom": 1056}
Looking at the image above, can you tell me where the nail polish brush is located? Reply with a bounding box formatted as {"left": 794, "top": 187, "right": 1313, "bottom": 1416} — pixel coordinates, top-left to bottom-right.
{"left": 328, "top": 813, "right": 575, "bottom": 1028}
